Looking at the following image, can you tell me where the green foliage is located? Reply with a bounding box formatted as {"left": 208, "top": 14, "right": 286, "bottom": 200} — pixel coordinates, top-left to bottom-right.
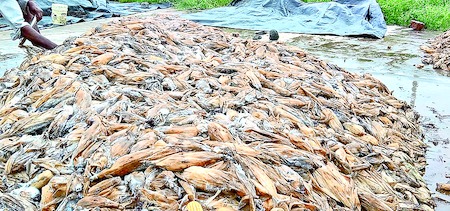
{"left": 378, "top": 0, "right": 450, "bottom": 31}
{"left": 174, "top": 0, "right": 232, "bottom": 10}
{"left": 117, "top": 0, "right": 232, "bottom": 10}
{"left": 119, "top": 0, "right": 168, "bottom": 3}
{"left": 116, "top": 0, "right": 450, "bottom": 30}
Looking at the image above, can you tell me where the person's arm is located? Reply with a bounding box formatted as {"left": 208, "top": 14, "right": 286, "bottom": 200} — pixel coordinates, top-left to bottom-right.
{"left": 21, "top": 25, "right": 57, "bottom": 50}
{"left": 1, "top": 0, "right": 57, "bottom": 49}
{"left": 20, "top": 0, "right": 57, "bottom": 50}
{"left": 26, "top": 0, "right": 43, "bottom": 21}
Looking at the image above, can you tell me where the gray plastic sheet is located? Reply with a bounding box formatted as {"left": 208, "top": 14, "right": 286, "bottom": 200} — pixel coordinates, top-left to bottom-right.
{"left": 183, "top": 0, "right": 387, "bottom": 38}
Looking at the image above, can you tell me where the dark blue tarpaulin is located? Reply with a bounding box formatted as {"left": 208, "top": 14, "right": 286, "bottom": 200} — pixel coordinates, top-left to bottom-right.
{"left": 183, "top": 0, "right": 387, "bottom": 38}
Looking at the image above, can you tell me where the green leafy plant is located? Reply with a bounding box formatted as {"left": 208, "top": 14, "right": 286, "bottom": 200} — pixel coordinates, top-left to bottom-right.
{"left": 378, "top": 0, "right": 450, "bottom": 31}
{"left": 118, "top": 0, "right": 168, "bottom": 3}
{"left": 117, "top": 0, "right": 232, "bottom": 10}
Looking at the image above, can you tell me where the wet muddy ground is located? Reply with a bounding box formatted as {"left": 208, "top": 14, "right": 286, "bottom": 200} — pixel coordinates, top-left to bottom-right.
{"left": 0, "top": 9, "right": 449, "bottom": 210}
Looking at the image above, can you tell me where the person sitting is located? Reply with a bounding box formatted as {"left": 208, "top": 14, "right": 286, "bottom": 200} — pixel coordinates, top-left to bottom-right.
{"left": 0, "top": 0, "right": 57, "bottom": 50}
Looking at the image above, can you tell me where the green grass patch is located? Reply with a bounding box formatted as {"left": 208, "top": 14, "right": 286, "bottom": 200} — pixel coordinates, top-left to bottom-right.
{"left": 378, "top": 0, "right": 450, "bottom": 31}
{"left": 174, "top": 0, "right": 232, "bottom": 10}
{"left": 116, "top": 0, "right": 450, "bottom": 31}
{"left": 117, "top": 0, "right": 232, "bottom": 10}
{"left": 118, "top": 0, "right": 167, "bottom": 3}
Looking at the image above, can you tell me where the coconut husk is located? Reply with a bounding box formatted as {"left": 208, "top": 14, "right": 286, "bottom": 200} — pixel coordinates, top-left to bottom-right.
{"left": 0, "top": 15, "right": 433, "bottom": 210}
{"left": 421, "top": 30, "right": 450, "bottom": 71}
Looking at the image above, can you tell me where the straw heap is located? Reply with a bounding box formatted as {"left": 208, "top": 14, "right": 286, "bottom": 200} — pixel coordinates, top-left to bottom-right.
{"left": 421, "top": 30, "right": 450, "bottom": 71}
{"left": 0, "top": 15, "right": 434, "bottom": 210}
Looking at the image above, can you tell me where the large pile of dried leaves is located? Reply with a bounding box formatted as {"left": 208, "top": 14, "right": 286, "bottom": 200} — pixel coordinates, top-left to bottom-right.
{"left": 0, "top": 15, "right": 434, "bottom": 210}
{"left": 421, "top": 30, "right": 450, "bottom": 71}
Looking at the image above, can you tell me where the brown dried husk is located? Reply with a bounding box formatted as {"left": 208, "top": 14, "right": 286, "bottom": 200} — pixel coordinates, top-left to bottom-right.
{"left": 0, "top": 15, "right": 433, "bottom": 210}
{"left": 421, "top": 29, "right": 450, "bottom": 71}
